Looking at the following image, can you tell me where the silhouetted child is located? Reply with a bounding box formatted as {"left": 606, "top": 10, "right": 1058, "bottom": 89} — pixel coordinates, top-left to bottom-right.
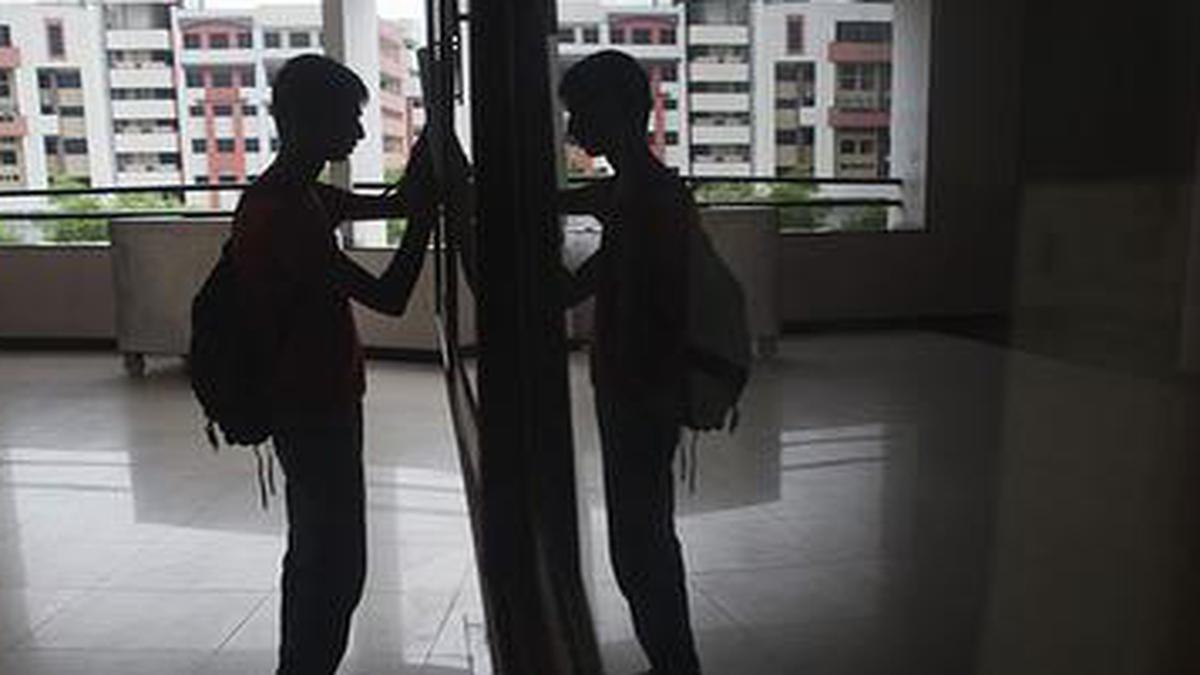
{"left": 559, "top": 51, "right": 702, "bottom": 675}
{"left": 230, "top": 54, "right": 436, "bottom": 675}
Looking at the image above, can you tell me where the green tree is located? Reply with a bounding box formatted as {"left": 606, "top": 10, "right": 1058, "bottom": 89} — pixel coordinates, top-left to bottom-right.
{"left": 383, "top": 167, "right": 407, "bottom": 246}
{"left": 45, "top": 177, "right": 183, "bottom": 243}
{"left": 0, "top": 223, "right": 20, "bottom": 244}
{"left": 693, "top": 171, "right": 830, "bottom": 232}
{"left": 46, "top": 177, "right": 107, "bottom": 243}
{"left": 840, "top": 205, "right": 888, "bottom": 232}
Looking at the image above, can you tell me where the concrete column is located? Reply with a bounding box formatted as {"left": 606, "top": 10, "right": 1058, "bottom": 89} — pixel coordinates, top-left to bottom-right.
{"left": 323, "top": 0, "right": 387, "bottom": 247}
{"left": 890, "top": 0, "right": 931, "bottom": 230}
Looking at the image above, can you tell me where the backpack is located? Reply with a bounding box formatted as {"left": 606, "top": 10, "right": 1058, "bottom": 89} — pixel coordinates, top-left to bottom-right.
{"left": 677, "top": 223, "right": 753, "bottom": 493}
{"left": 682, "top": 223, "right": 752, "bottom": 432}
{"left": 189, "top": 240, "right": 277, "bottom": 506}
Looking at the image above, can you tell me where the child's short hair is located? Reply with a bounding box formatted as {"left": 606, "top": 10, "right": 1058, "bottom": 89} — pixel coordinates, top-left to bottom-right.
{"left": 270, "top": 54, "right": 369, "bottom": 139}
{"left": 559, "top": 50, "right": 651, "bottom": 130}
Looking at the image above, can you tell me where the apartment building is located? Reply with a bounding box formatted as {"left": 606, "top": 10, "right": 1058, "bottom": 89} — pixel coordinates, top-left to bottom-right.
{"left": 0, "top": 3, "right": 114, "bottom": 191}
{"left": 176, "top": 6, "right": 421, "bottom": 209}
{"left": 0, "top": 0, "right": 421, "bottom": 211}
{"left": 753, "top": 0, "right": 893, "bottom": 179}
{"left": 103, "top": 0, "right": 185, "bottom": 187}
{"left": 684, "top": 0, "right": 754, "bottom": 176}
{"left": 556, "top": 0, "right": 686, "bottom": 175}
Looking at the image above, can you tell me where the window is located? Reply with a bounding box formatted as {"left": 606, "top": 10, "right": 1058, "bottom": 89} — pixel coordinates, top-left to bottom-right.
{"left": 0, "top": 150, "right": 16, "bottom": 165}
{"left": 195, "top": 175, "right": 209, "bottom": 184}
{"left": 556, "top": 28, "right": 574, "bottom": 44}
{"left": 213, "top": 104, "right": 233, "bottom": 116}
{"left": 632, "top": 28, "right": 652, "bottom": 45}
{"left": 238, "top": 67, "right": 255, "bottom": 87}
{"left": 186, "top": 68, "right": 204, "bottom": 87}
{"left": 610, "top": 28, "right": 626, "bottom": 44}
{"left": 582, "top": 26, "right": 599, "bottom": 44}
{"left": 209, "top": 33, "right": 229, "bottom": 49}
{"left": 63, "top": 138, "right": 87, "bottom": 154}
{"left": 184, "top": 33, "right": 201, "bottom": 49}
{"left": 289, "top": 32, "right": 311, "bottom": 48}
{"left": 158, "top": 152, "right": 179, "bottom": 166}
{"left": 46, "top": 21, "right": 65, "bottom": 58}
{"left": 192, "top": 139, "right": 206, "bottom": 153}
{"left": 664, "top": 97, "right": 677, "bottom": 110}
{"left": 860, "top": 139, "right": 875, "bottom": 154}
{"left": 840, "top": 139, "right": 856, "bottom": 154}
{"left": 218, "top": 174, "right": 237, "bottom": 184}
{"left": 216, "top": 138, "right": 235, "bottom": 152}
{"left": 237, "top": 32, "right": 252, "bottom": 48}
{"left": 664, "top": 131, "right": 678, "bottom": 145}
{"left": 836, "top": 21, "right": 892, "bottom": 43}
{"left": 660, "top": 63, "right": 678, "bottom": 82}
{"left": 56, "top": 71, "right": 81, "bottom": 88}
{"left": 59, "top": 106, "right": 84, "bottom": 117}
{"left": 0, "top": 72, "right": 11, "bottom": 99}
{"left": 264, "top": 31, "right": 281, "bottom": 48}
{"left": 787, "top": 16, "right": 804, "bottom": 54}
{"left": 777, "top": 129, "right": 798, "bottom": 145}
{"left": 44, "top": 136, "right": 59, "bottom": 154}
{"left": 189, "top": 104, "right": 205, "bottom": 116}
{"left": 0, "top": 25, "right": 10, "bottom": 48}
{"left": 270, "top": 137, "right": 280, "bottom": 151}
{"left": 211, "top": 68, "right": 232, "bottom": 87}
{"left": 245, "top": 138, "right": 260, "bottom": 152}
{"left": 243, "top": 104, "right": 257, "bottom": 116}
{"left": 661, "top": 28, "right": 676, "bottom": 44}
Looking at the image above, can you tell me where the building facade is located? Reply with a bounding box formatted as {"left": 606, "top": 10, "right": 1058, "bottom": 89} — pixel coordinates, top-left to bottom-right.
{"left": 0, "top": 0, "right": 422, "bottom": 210}
{"left": 0, "top": 2, "right": 114, "bottom": 192}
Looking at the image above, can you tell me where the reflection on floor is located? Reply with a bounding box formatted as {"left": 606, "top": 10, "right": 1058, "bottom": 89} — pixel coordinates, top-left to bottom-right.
{"left": 1, "top": 332, "right": 1196, "bottom": 674}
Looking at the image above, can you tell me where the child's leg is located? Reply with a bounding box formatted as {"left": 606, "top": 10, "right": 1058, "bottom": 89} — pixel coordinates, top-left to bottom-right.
{"left": 598, "top": 396, "right": 702, "bottom": 675}
{"left": 273, "top": 408, "right": 367, "bottom": 675}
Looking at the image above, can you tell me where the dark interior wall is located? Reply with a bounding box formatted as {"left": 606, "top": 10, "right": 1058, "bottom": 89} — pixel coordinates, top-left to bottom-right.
{"left": 1007, "top": 0, "right": 1200, "bottom": 374}
{"left": 783, "top": 0, "right": 1024, "bottom": 323}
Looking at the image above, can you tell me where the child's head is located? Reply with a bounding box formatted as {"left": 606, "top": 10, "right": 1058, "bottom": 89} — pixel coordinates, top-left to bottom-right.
{"left": 270, "top": 54, "right": 369, "bottom": 161}
{"left": 559, "top": 50, "right": 651, "bottom": 157}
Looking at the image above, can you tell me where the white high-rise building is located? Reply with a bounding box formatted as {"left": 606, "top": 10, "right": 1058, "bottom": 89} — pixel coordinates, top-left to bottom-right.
{"left": 684, "top": 0, "right": 754, "bottom": 177}
{"left": 0, "top": 2, "right": 114, "bottom": 191}
{"left": 556, "top": 0, "right": 687, "bottom": 175}
{"left": 752, "top": 0, "right": 893, "bottom": 180}
{"left": 102, "top": 0, "right": 186, "bottom": 187}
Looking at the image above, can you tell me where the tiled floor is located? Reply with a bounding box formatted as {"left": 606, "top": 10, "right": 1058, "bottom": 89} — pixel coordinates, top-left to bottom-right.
{"left": 1, "top": 332, "right": 1196, "bottom": 674}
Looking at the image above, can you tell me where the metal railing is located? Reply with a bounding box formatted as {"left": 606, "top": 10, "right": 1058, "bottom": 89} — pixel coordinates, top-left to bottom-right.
{"left": 0, "top": 175, "right": 905, "bottom": 239}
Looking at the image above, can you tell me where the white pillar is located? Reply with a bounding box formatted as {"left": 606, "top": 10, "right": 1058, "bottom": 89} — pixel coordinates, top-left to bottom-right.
{"left": 323, "top": 0, "right": 387, "bottom": 247}
{"left": 890, "top": 0, "right": 931, "bottom": 230}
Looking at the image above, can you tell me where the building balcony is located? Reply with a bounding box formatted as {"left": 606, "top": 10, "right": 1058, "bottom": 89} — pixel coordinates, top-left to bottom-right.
{"left": 689, "top": 62, "right": 750, "bottom": 82}
{"left": 829, "top": 108, "right": 891, "bottom": 129}
{"left": 116, "top": 169, "right": 182, "bottom": 186}
{"left": 0, "top": 107, "right": 27, "bottom": 137}
{"left": 688, "top": 25, "right": 750, "bottom": 46}
{"left": 115, "top": 133, "right": 179, "bottom": 153}
{"left": 829, "top": 42, "right": 892, "bottom": 63}
{"left": 0, "top": 46, "right": 21, "bottom": 69}
{"left": 178, "top": 49, "right": 257, "bottom": 66}
{"left": 379, "top": 89, "right": 407, "bottom": 114}
{"left": 112, "top": 99, "right": 177, "bottom": 120}
{"left": 692, "top": 124, "right": 751, "bottom": 144}
{"left": 690, "top": 93, "right": 750, "bottom": 112}
{"left": 110, "top": 67, "right": 175, "bottom": 90}
{"left": 106, "top": 29, "right": 173, "bottom": 51}
{"left": 833, "top": 92, "right": 892, "bottom": 112}
{"left": 690, "top": 161, "right": 752, "bottom": 177}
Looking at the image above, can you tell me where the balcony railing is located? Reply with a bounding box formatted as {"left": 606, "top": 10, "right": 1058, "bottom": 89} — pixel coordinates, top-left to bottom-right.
{"left": 0, "top": 175, "right": 908, "bottom": 243}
